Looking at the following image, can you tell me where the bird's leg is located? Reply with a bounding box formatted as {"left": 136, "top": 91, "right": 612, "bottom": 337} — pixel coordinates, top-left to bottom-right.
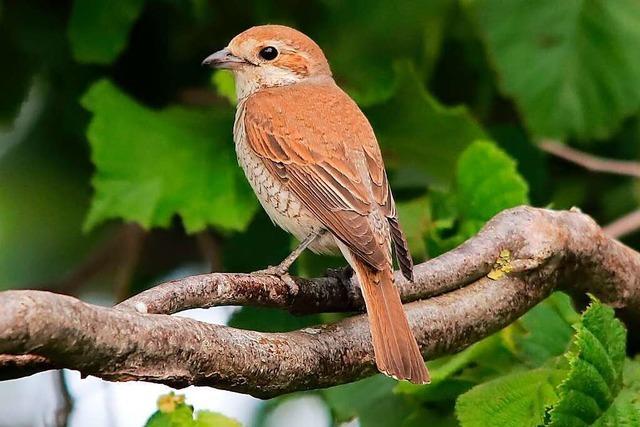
{"left": 254, "top": 230, "right": 326, "bottom": 276}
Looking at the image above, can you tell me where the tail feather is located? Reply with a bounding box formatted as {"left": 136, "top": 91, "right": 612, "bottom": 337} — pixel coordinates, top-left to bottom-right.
{"left": 351, "top": 256, "right": 430, "bottom": 384}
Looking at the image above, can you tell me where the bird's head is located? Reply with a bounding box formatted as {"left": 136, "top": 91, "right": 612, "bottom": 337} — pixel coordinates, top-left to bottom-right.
{"left": 203, "top": 25, "right": 332, "bottom": 100}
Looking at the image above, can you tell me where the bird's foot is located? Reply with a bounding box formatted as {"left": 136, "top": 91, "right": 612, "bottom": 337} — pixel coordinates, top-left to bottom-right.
{"left": 326, "top": 265, "right": 354, "bottom": 283}
{"left": 252, "top": 265, "right": 290, "bottom": 277}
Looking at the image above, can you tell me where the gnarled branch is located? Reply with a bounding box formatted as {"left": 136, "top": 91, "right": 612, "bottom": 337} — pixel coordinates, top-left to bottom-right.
{"left": 1, "top": 207, "right": 639, "bottom": 398}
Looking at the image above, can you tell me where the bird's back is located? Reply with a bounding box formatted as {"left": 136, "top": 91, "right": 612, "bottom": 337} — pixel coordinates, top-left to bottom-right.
{"left": 238, "top": 80, "right": 395, "bottom": 269}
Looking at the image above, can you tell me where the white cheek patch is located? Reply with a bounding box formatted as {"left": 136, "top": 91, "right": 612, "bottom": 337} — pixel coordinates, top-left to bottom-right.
{"left": 234, "top": 65, "right": 303, "bottom": 100}
{"left": 261, "top": 65, "right": 302, "bottom": 85}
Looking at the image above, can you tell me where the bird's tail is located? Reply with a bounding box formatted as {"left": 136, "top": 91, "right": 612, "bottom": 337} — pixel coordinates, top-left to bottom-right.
{"left": 351, "top": 256, "right": 430, "bottom": 384}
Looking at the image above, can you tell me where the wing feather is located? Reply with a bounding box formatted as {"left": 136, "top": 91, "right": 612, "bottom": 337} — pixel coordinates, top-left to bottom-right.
{"left": 243, "top": 83, "right": 408, "bottom": 271}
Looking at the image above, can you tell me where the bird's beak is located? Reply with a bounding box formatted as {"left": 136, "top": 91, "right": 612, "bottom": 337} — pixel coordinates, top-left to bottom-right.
{"left": 202, "top": 48, "right": 245, "bottom": 69}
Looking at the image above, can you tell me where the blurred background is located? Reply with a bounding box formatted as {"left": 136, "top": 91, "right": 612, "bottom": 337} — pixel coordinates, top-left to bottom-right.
{"left": 1, "top": 0, "right": 640, "bottom": 426}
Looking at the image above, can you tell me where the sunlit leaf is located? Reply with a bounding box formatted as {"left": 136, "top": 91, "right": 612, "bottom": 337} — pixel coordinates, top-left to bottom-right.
{"left": 145, "top": 394, "right": 241, "bottom": 427}
{"left": 211, "top": 70, "right": 237, "bottom": 106}
{"left": 456, "top": 368, "right": 563, "bottom": 427}
{"left": 456, "top": 298, "right": 629, "bottom": 427}
{"left": 592, "top": 359, "right": 640, "bottom": 426}
{"left": 456, "top": 140, "right": 528, "bottom": 233}
{"left": 82, "top": 79, "right": 258, "bottom": 233}
{"left": 548, "top": 297, "right": 627, "bottom": 425}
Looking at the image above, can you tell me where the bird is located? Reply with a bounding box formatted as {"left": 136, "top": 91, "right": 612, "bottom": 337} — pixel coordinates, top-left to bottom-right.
{"left": 202, "top": 25, "right": 429, "bottom": 384}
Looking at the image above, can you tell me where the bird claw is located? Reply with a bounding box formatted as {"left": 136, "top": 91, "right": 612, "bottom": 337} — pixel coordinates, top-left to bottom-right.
{"left": 252, "top": 265, "right": 289, "bottom": 277}
{"left": 325, "top": 265, "right": 354, "bottom": 283}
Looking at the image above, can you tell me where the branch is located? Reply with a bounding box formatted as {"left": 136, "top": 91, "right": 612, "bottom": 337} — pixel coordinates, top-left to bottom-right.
{"left": 540, "top": 139, "right": 640, "bottom": 178}
{"left": 604, "top": 209, "right": 640, "bottom": 239}
{"left": 1, "top": 207, "right": 639, "bottom": 398}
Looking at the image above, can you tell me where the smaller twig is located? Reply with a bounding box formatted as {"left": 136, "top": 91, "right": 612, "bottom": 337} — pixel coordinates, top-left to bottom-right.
{"left": 54, "top": 370, "right": 73, "bottom": 427}
{"left": 195, "top": 231, "right": 223, "bottom": 272}
{"left": 604, "top": 209, "right": 640, "bottom": 239}
{"left": 540, "top": 139, "right": 640, "bottom": 178}
{"left": 37, "top": 228, "right": 123, "bottom": 295}
{"left": 113, "top": 224, "right": 146, "bottom": 302}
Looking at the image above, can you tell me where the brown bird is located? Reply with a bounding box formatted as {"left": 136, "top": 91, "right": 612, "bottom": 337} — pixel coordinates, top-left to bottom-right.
{"left": 203, "top": 25, "right": 429, "bottom": 384}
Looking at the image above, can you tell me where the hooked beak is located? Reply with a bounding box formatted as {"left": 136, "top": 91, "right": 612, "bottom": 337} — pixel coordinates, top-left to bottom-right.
{"left": 201, "top": 48, "right": 246, "bottom": 69}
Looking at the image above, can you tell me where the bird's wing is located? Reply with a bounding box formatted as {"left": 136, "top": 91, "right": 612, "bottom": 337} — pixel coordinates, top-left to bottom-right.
{"left": 243, "top": 83, "right": 395, "bottom": 270}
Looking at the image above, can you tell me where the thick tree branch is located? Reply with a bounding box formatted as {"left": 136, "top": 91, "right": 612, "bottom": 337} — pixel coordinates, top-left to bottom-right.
{"left": 1, "top": 207, "right": 639, "bottom": 398}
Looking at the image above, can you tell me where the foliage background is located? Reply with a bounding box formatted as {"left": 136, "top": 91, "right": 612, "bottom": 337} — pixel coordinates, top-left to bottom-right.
{"left": 1, "top": 0, "right": 640, "bottom": 426}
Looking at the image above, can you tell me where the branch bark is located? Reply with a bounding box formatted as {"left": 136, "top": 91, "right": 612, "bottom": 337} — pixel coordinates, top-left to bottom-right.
{"left": 1, "top": 206, "right": 639, "bottom": 398}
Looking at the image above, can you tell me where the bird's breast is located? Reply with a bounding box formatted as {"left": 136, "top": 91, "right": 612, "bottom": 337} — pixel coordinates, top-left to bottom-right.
{"left": 232, "top": 102, "right": 337, "bottom": 255}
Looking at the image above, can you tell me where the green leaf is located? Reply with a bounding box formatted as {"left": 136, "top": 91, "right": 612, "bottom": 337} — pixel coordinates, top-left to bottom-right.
{"left": 82, "top": 79, "right": 258, "bottom": 233}
{"left": 323, "top": 375, "right": 415, "bottom": 427}
{"left": 456, "top": 368, "right": 563, "bottom": 427}
{"left": 318, "top": 0, "right": 453, "bottom": 106}
{"left": 456, "top": 140, "right": 528, "bottom": 233}
{"left": 402, "top": 408, "right": 459, "bottom": 427}
{"left": 67, "top": 0, "right": 146, "bottom": 64}
{"left": 502, "top": 292, "right": 579, "bottom": 367}
{"left": 395, "top": 196, "right": 431, "bottom": 260}
{"left": 145, "top": 406, "right": 241, "bottom": 427}
{"left": 211, "top": 70, "right": 237, "bottom": 106}
{"left": 194, "top": 411, "right": 241, "bottom": 427}
{"left": 457, "top": 298, "right": 629, "bottom": 427}
{"left": 592, "top": 359, "right": 640, "bottom": 426}
{"left": 145, "top": 403, "right": 195, "bottom": 427}
{"left": 367, "top": 62, "right": 486, "bottom": 190}
{"left": 467, "top": 0, "right": 640, "bottom": 139}
{"left": 145, "top": 394, "right": 241, "bottom": 427}
{"left": 396, "top": 334, "right": 518, "bottom": 403}
{"left": 548, "top": 298, "right": 627, "bottom": 426}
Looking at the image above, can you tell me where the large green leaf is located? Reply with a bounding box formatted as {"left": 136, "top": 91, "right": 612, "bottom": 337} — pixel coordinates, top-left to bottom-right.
{"left": 318, "top": 0, "right": 453, "bottom": 106}
{"left": 211, "top": 70, "right": 236, "bottom": 106}
{"left": 503, "top": 292, "right": 579, "bottom": 367}
{"left": 397, "top": 294, "right": 577, "bottom": 406}
{"left": 456, "top": 298, "right": 629, "bottom": 427}
{"left": 592, "top": 359, "right": 640, "bottom": 426}
{"left": 194, "top": 412, "right": 242, "bottom": 427}
{"left": 367, "top": 63, "right": 486, "bottom": 190}
{"left": 457, "top": 368, "right": 563, "bottom": 427}
{"left": 67, "top": 0, "right": 146, "bottom": 64}
{"left": 323, "top": 375, "right": 416, "bottom": 427}
{"left": 548, "top": 298, "right": 627, "bottom": 426}
{"left": 395, "top": 334, "right": 518, "bottom": 403}
{"left": 467, "top": 0, "right": 640, "bottom": 139}
{"left": 82, "top": 79, "right": 258, "bottom": 233}
{"left": 456, "top": 140, "right": 529, "bottom": 234}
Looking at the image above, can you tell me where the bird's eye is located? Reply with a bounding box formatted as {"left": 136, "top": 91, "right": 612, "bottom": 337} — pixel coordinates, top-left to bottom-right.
{"left": 259, "top": 46, "right": 278, "bottom": 61}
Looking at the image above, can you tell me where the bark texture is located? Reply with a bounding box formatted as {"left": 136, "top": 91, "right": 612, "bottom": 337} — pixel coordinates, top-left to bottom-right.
{"left": 1, "top": 206, "right": 639, "bottom": 398}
